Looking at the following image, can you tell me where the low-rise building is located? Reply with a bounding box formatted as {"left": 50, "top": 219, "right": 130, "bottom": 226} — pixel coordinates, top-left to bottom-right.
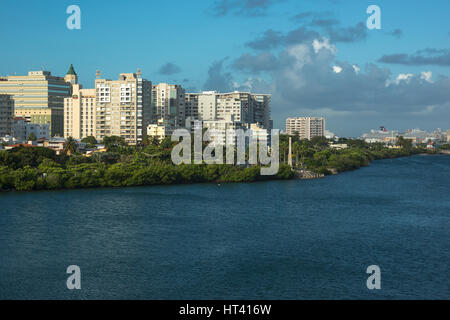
{"left": 13, "top": 117, "right": 50, "bottom": 142}
{"left": 147, "top": 119, "right": 175, "bottom": 142}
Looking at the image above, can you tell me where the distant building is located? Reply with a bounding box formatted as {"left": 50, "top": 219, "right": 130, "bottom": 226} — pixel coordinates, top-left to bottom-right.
{"left": 286, "top": 117, "right": 325, "bottom": 140}
{"left": 203, "top": 114, "right": 247, "bottom": 146}
{"left": 249, "top": 123, "right": 271, "bottom": 146}
{"left": 185, "top": 93, "right": 199, "bottom": 120}
{"left": 152, "top": 83, "right": 185, "bottom": 127}
{"left": 95, "top": 70, "right": 152, "bottom": 145}
{"left": 446, "top": 130, "right": 450, "bottom": 143}
{"left": 0, "top": 94, "right": 14, "bottom": 137}
{"left": 361, "top": 128, "right": 398, "bottom": 144}
{"left": 147, "top": 119, "right": 175, "bottom": 142}
{"left": 186, "top": 91, "right": 272, "bottom": 129}
{"left": 0, "top": 69, "right": 72, "bottom": 136}
{"left": 13, "top": 117, "right": 50, "bottom": 142}
{"left": 64, "top": 84, "right": 96, "bottom": 139}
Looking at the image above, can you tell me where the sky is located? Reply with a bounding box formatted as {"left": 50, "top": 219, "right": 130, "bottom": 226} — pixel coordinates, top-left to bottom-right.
{"left": 1, "top": 0, "right": 449, "bottom": 136}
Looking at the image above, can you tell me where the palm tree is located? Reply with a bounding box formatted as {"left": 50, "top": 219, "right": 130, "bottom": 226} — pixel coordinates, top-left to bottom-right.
{"left": 63, "top": 137, "right": 78, "bottom": 156}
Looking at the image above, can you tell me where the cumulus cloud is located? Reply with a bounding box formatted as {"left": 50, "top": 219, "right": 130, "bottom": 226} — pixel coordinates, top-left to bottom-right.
{"left": 246, "top": 13, "right": 367, "bottom": 50}
{"left": 232, "top": 52, "right": 278, "bottom": 73}
{"left": 209, "top": 36, "right": 450, "bottom": 134}
{"left": 203, "top": 58, "right": 234, "bottom": 92}
{"left": 379, "top": 48, "right": 450, "bottom": 66}
{"left": 158, "top": 63, "right": 182, "bottom": 75}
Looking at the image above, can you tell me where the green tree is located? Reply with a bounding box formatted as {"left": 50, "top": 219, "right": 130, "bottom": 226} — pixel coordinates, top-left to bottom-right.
{"left": 27, "top": 133, "right": 37, "bottom": 142}
{"left": 81, "top": 136, "right": 97, "bottom": 147}
{"left": 63, "top": 137, "right": 78, "bottom": 156}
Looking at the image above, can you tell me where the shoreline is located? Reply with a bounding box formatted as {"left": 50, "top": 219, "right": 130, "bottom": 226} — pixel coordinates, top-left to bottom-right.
{"left": 1, "top": 153, "right": 448, "bottom": 193}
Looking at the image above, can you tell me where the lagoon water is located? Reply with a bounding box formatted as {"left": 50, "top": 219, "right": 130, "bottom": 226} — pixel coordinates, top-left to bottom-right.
{"left": 0, "top": 155, "right": 449, "bottom": 299}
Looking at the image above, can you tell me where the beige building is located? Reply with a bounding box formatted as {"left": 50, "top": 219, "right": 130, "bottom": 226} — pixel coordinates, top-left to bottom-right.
{"left": 198, "top": 91, "right": 218, "bottom": 121}
{"left": 147, "top": 119, "right": 175, "bottom": 142}
{"left": 286, "top": 117, "right": 325, "bottom": 140}
{"left": 446, "top": 130, "right": 450, "bottom": 143}
{"left": 0, "top": 69, "right": 73, "bottom": 136}
{"left": 0, "top": 94, "right": 14, "bottom": 137}
{"left": 64, "top": 84, "right": 96, "bottom": 139}
{"left": 95, "top": 70, "right": 152, "bottom": 145}
{"left": 152, "top": 83, "right": 185, "bottom": 127}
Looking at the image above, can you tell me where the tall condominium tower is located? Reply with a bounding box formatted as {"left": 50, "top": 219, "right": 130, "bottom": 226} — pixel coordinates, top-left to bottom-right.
{"left": 286, "top": 117, "right": 326, "bottom": 140}
{"left": 186, "top": 91, "right": 272, "bottom": 129}
{"left": 0, "top": 94, "right": 14, "bottom": 137}
{"left": 185, "top": 93, "right": 199, "bottom": 120}
{"left": 0, "top": 69, "right": 72, "bottom": 136}
{"left": 95, "top": 71, "right": 152, "bottom": 145}
{"left": 64, "top": 84, "right": 96, "bottom": 140}
{"left": 151, "top": 83, "right": 185, "bottom": 127}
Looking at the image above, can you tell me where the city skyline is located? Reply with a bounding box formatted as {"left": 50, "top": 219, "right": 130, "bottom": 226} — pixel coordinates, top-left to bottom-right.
{"left": 1, "top": 0, "right": 450, "bottom": 136}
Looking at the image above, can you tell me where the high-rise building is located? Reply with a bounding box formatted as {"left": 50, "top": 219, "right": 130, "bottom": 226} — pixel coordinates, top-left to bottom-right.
{"left": 198, "top": 91, "right": 217, "bottom": 121}
{"left": 0, "top": 69, "right": 72, "bottom": 136}
{"left": 95, "top": 70, "right": 152, "bottom": 145}
{"left": 286, "top": 117, "right": 325, "bottom": 140}
{"left": 64, "top": 84, "right": 96, "bottom": 139}
{"left": 0, "top": 94, "right": 14, "bottom": 137}
{"left": 185, "top": 93, "right": 199, "bottom": 120}
{"left": 65, "top": 64, "right": 78, "bottom": 86}
{"left": 151, "top": 83, "right": 185, "bottom": 127}
{"left": 186, "top": 91, "right": 272, "bottom": 129}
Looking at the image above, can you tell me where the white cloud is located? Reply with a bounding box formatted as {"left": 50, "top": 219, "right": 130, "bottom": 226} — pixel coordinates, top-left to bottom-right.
{"left": 312, "top": 37, "right": 337, "bottom": 54}
{"left": 420, "top": 71, "right": 433, "bottom": 82}
{"left": 333, "top": 65, "right": 343, "bottom": 73}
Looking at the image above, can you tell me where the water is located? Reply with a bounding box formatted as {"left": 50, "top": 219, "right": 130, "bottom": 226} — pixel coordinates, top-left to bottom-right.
{"left": 0, "top": 155, "right": 449, "bottom": 299}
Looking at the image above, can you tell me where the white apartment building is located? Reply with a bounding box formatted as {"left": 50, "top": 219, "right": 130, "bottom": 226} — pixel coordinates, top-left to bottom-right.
{"left": 286, "top": 117, "right": 325, "bottom": 140}
{"left": 64, "top": 84, "right": 96, "bottom": 139}
{"left": 152, "top": 83, "right": 185, "bottom": 127}
{"left": 186, "top": 91, "right": 272, "bottom": 129}
{"left": 203, "top": 115, "right": 247, "bottom": 146}
{"left": 249, "top": 123, "right": 271, "bottom": 146}
{"left": 198, "top": 91, "right": 218, "bottom": 121}
{"left": 95, "top": 71, "right": 152, "bottom": 145}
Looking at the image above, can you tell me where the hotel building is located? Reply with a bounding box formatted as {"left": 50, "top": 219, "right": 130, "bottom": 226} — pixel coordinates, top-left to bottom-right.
{"left": 95, "top": 70, "right": 152, "bottom": 145}
{"left": 152, "top": 83, "right": 185, "bottom": 127}
{"left": 286, "top": 117, "right": 325, "bottom": 140}
{"left": 0, "top": 69, "right": 72, "bottom": 136}
{"left": 64, "top": 84, "right": 96, "bottom": 139}
{"left": 0, "top": 94, "right": 14, "bottom": 137}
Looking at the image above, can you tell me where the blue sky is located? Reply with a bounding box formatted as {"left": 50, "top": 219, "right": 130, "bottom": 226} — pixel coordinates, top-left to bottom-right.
{"left": 1, "top": 0, "right": 449, "bottom": 136}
